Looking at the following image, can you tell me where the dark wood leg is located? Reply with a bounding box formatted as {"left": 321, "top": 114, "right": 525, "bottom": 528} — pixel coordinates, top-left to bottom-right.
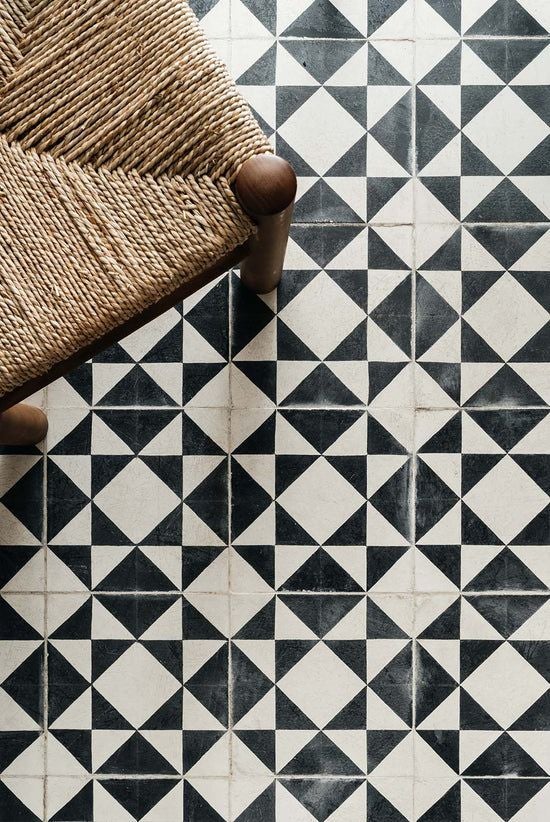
{"left": 0, "top": 404, "right": 48, "bottom": 446}
{"left": 235, "top": 155, "right": 297, "bottom": 294}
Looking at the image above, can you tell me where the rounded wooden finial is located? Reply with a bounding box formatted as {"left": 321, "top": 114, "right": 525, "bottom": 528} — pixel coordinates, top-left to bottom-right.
{"left": 0, "top": 404, "right": 48, "bottom": 446}
{"left": 236, "top": 154, "right": 297, "bottom": 218}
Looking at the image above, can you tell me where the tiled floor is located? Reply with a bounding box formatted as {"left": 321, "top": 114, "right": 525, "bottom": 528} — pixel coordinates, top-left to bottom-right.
{"left": 2, "top": 0, "right": 550, "bottom": 819}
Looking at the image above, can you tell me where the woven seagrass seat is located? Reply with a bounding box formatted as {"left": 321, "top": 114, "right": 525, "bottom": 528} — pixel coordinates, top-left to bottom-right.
{"left": 0, "top": 0, "right": 295, "bottom": 443}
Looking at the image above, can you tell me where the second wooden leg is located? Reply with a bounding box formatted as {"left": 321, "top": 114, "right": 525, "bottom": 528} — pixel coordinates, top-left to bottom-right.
{"left": 0, "top": 404, "right": 48, "bottom": 446}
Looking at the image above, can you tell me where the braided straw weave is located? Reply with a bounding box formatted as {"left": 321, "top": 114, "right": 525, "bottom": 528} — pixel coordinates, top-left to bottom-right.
{"left": 0, "top": 0, "right": 270, "bottom": 398}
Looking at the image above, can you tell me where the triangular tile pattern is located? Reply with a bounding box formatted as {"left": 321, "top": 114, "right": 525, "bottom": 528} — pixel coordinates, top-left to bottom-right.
{"left": 0, "top": 2, "right": 545, "bottom": 820}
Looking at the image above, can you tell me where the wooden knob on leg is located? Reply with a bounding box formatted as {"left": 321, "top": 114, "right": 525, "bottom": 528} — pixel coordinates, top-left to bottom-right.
{"left": 0, "top": 404, "right": 48, "bottom": 446}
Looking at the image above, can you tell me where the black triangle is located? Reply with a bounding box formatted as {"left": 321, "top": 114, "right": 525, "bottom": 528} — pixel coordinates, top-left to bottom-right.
{"left": 185, "top": 647, "right": 228, "bottom": 726}
{"left": 467, "top": 40, "right": 547, "bottom": 83}
{"left": 466, "top": 364, "right": 545, "bottom": 407}
{"left": 102, "top": 365, "right": 176, "bottom": 406}
{"left": 276, "top": 640, "right": 318, "bottom": 679}
{"left": 461, "top": 321, "right": 502, "bottom": 363}
{"left": 512, "top": 90, "right": 550, "bottom": 130}
{"left": 465, "top": 179, "right": 547, "bottom": 223}
{"left": 64, "top": 362, "right": 92, "bottom": 403}
{"left": 461, "top": 134, "right": 503, "bottom": 176}
{"left": 234, "top": 598, "right": 275, "bottom": 640}
{"left": 420, "top": 412, "right": 461, "bottom": 453}
{"left": 327, "top": 134, "right": 367, "bottom": 177}
{"left": 235, "top": 781, "right": 275, "bottom": 822}
{"left": 418, "top": 781, "right": 460, "bottom": 821}
{"left": 368, "top": 415, "right": 407, "bottom": 455}
{"left": 369, "top": 643, "right": 412, "bottom": 726}
{"left": 232, "top": 646, "right": 273, "bottom": 724}
{"left": 182, "top": 414, "right": 224, "bottom": 456}
{"left": 461, "top": 87, "right": 503, "bottom": 128}
{"left": 284, "top": 363, "right": 363, "bottom": 407}
{"left": 50, "top": 730, "right": 91, "bottom": 771}
{"left": 231, "top": 461, "right": 272, "bottom": 542}
{"left": 185, "top": 461, "right": 228, "bottom": 542}
{"left": 49, "top": 546, "right": 91, "bottom": 589}
{"left": 466, "top": 225, "right": 546, "bottom": 270}
{"left": 511, "top": 690, "right": 550, "bottom": 730}
{"left": 367, "top": 730, "right": 408, "bottom": 771}
{"left": 420, "top": 228, "right": 461, "bottom": 270}
{"left": 421, "top": 176, "right": 460, "bottom": 218}
{"left": 426, "top": 0, "right": 461, "bottom": 32}
{"left": 184, "top": 780, "right": 225, "bottom": 820}
{"left": 461, "top": 504, "right": 503, "bottom": 547}
{"left": 182, "top": 730, "right": 225, "bottom": 772}
{"left": 371, "top": 90, "right": 412, "bottom": 173}
{"left": 367, "top": 546, "right": 409, "bottom": 592}
{"left": 233, "top": 414, "right": 275, "bottom": 455}
{"left": 460, "top": 687, "right": 502, "bottom": 730}
{"left": 50, "top": 780, "right": 93, "bottom": 821}
{"left": 511, "top": 505, "right": 550, "bottom": 545}
{"left": 327, "top": 320, "right": 367, "bottom": 361}
{"left": 368, "top": 228, "right": 408, "bottom": 270}
{"left": 284, "top": 547, "right": 362, "bottom": 592}
{"left": 514, "top": 454, "right": 550, "bottom": 495}
{"left": 460, "top": 639, "right": 501, "bottom": 681}
{"left": 416, "top": 460, "right": 458, "bottom": 539}
{"left": 141, "top": 688, "right": 183, "bottom": 729}
{"left": 512, "top": 322, "right": 550, "bottom": 363}
{"left": 2, "top": 460, "right": 43, "bottom": 541}
{"left": 0, "top": 732, "right": 41, "bottom": 772}
{"left": 295, "top": 178, "right": 362, "bottom": 223}
{"left": 239, "top": 0, "right": 275, "bottom": 33}
{"left": 50, "top": 597, "right": 92, "bottom": 640}
{"left": 233, "top": 545, "right": 274, "bottom": 589}
{"left": 462, "top": 454, "right": 503, "bottom": 495}
{"left": 134, "top": 548, "right": 178, "bottom": 592}
{"left": 283, "top": 777, "right": 365, "bottom": 821}
{"left": 419, "top": 597, "right": 460, "bottom": 639}
{"left": 282, "top": 731, "right": 362, "bottom": 775}
{"left": 367, "top": 783, "right": 408, "bottom": 821}
{"left": 416, "top": 89, "right": 458, "bottom": 171}
{"left": 49, "top": 413, "right": 92, "bottom": 455}
{"left": 292, "top": 224, "right": 364, "bottom": 270}
{"left": 182, "top": 600, "right": 225, "bottom": 640}
{"left": 469, "top": 777, "right": 547, "bottom": 820}
{"left": 326, "top": 639, "right": 366, "bottom": 680}
{"left": 102, "top": 778, "right": 179, "bottom": 820}
{"left": 279, "top": 595, "right": 361, "bottom": 639}
{"left": 233, "top": 361, "right": 276, "bottom": 404}
{"left": 367, "top": 597, "right": 408, "bottom": 638}
{"left": 0, "top": 781, "right": 41, "bottom": 821}
{"left": 182, "top": 363, "right": 225, "bottom": 406}
{"left": 368, "top": 362, "right": 408, "bottom": 403}
{"left": 326, "top": 688, "right": 367, "bottom": 729}
{"left": 415, "top": 645, "right": 457, "bottom": 725}
{"left": 421, "top": 361, "right": 460, "bottom": 403}
{"left": 368, "top": 0, "right": 407, "bottom": 33}
{"left": 420, "top": 42, "right": 461, "bottom": 83}
{"left": 185, "top": 278, "right": 228, "bottom": 358}
{"left": 467, "top": 594, "right": 546, "bottom": 638}
{"left": 466, "top": 547, "right": 546, "bottom": 593}
{"left": 370, "top": 275, "right": 412, "bottom": 357}
{"left": 419, "top": 545, "right": 461, "bottom": 589}
{"left": 235, "top": 730, "right": 275, "bottom": 771}
{"left": 468, "top": 409, "right": 545, "bottom": 452}
{"left": 94, "top": 594, "right": 175, "bottom": 639}
{"left": 277, "top": 316, "right": 318, "bottom": 360}
{"left": 236, "top": 42, "right": 275, "bottom": 84}
{"left": 282, "top": 38, "right": 363, "bottom": 85}
{"left": 418, "top": 730, "right": 459, "bottom": 772}
{"left": 367, "top": 177, "right": 408, "bottom": 221}
{"left": 141, "top": 321, "right": 182, "bottom": 364}
{"left": 370, "top": 463, "right": 411, "bottom": 541}
{"left": 464, "top": 731, "right": 546, "bottom": 776}
{"left": 276, "top": 502, "right": 318, "bottom": 546}
{"left": 276, "top": 687, "right": 317, "bottom": 730}
{"left": 280, "top": 409, "right": 360, "bottom": 454}
{"left": 0, "top": 547, "right": 41, "bottom": 590}
{"left": 466, "top": 0, "right": 547, "bottom": 35}
{"left": 0, "top": 597, "right": 42, "bottom": 640}
{"left": 369, "top": 44, "right": 409, "bottom": 85}
{"left": 91, "top": 688, "right": 133, "bottom": 729}
{"left": 462, "top": 271, "right": 503, "bottom": 313}
{"left": 282, "top": 0, "right": 363, "bottom": 38}
{"left": 416, "top": 276, "right": 459, "bottom": 357}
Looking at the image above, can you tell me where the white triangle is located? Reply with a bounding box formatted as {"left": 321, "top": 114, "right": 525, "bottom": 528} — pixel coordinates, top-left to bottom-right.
{"left": 233, "top": 503, "right": 275, "bottom": 545}
{"left": 416, "top": 177, "right": 458, "bottom": 223}
{"left": 323, "top": 545, "right": 366, "bottom": 589}
{"left": 415, "top": 550, "right": 458, "bottom": 593}
{"left": 276, "top": 361, "right": 318, "bottom": 405}
{"left": 0, "top": 689, "right": 39, "bottom": 730}
{"left": 142, "top": 780, "right": 184, "bottom": 822}
{"left": 415, "top": 408, "right": 456, "bottom": 450}
{"left": 232, "top": 0, "right": 271, "bottom": 38}
{"left": 92, "top": 729, "right": 134, "bottom": 771}
{"left": 421, "top": 85, "right": 461, "bottom": 128}
{"left": 230, "top": 408, "right": 272, "bottom": 452}
{"left": 185, "top": 407, "right": 229, "bottom": 452}
{"left": 509, "top": 731, "right": 550, "bottom": 774}
{"left": 232, "top": 732, "right": 272, "bottom": 775}
{"left": 419, "top": 639, "right": 459, "bottom": 680}
{"left": 460, "top": 364, "right": 502, "bottom": 405}
{"left": 510, "top": 363, "right": 550, "bottom": 404}
{"left": 326, "top": 176, "right": 367, "bottom": 221}
{"left": 367, "top": 133, "right": 410, "bottom": 177}
{"left": 49, "top": 503, "right": 91, "bottom": 546}
{"left": 511, "top": 409, "right": 550, "bottom": 455}
{"left": 0, "top": 503, "right": 41, "bottom": 545}
{"left": 331, "top": 0, "right": 368, "bottom": 35}
{"left": 93, "top": 780, "right": 136, "bottom": 822}
{"left": 183, "top": 320, "right": 225, "bottom": 363}
{"left": 183, "top": 640, "right": 225, "bottom": 681}
{"left": 0, "top": 455, "right": 40, "bottom": 495}
{"left": 233, "top": 318, "right": 277, "bottom": 361}
{"left": 324, "top": 596, "right": 366, "bottom": 640}
{"left": 415, "top": 772, "right": 456, "bottom": 817}
{"left": 417, "top": 0, "right": 460, "bottom": 37}
{"left": 234, "top": 687, "right": 276, "bottom": 731}
{"left": 3, "top": 593, "right": 44, "bottom": 635}
{"left": 460, "top": 730, "right": 501, "bottom": 773}
{"left": 4, "top": 737, "right": 44, "bottom": 778}
{"left": 50, "top": 687, "right": 92, "bottom": 730}
{"left": 368, "top": 639, "right": 410, "bottom": 680}
{"left": 233, "top": 640, "right": 275, "bottom": 681}
{"left": 462, "top": 227, "right": 503, "bottom": 270}
{"left": 368, "top": 85, "right": 409, "bottom": 128}
{"left": 325, "top": 414, "right": 367, "bottom": 457}
{"left": 461, "top": 545, "right": 504, "bottom": 589}
{"left": 512, "top": 176, "right": 550, "bottom": 220}
{"left": 49, "top": 455, "right": 91, "bottom": 496}
{"left": 461, "top": 779, "right": 504, "bottom": 822}
{"left": 186, "top": 778, "right": 229, "bottom": 820}
{"left": 139, "top": 545, "right": 182, "bottom": 589}
{"left": 419, "top": 132, "right": 461, "bottom": 176}
{"left": 460, "top": 598, "right": 502, "bottom": 639}
{"left": 239, "top": 84, "right": 276, "bottom": 130}
{"left": 140, "top": 415, "right": 182, "bottom": 456}
{"left": 275, "top": 545, "right": 318, "bottom": 589}
{"left": 231, "top": 594, "right": 272, "bottom": 636}
{"left": 276, "top": 42, "right": 317, "bottom": 86}
{"left": 48, "top": 376, "right": 88, "bottom": 408}
{"left": 462, "top": 412, "right": 504, "bottom": 454}
{"left": 188, "top": 733, "right": 230, "bottom": 777}
{"left": 366, "top": 502, "right": 409, "bottom": 547}
{"left": 369, "top": 363, "right": 413, "bottom": 409}
{"left": 368, "top": 408, "right": 413, "bottom": 452}
{"left": 327, "top": 227, "right": 368, "bottom": 270}
{"left": 328, "top": 783, "right": 367, "bottom": 822}
{"left": 276, "top": 729, "right": 318, "bottom": 771}
{"left": 370, "top": 0, "right": 414, "bottom": 39}
{"left": 372, "top": 225, "right": 412, "bottom": 268}
{"left": 140, "top": 599, "right": 182, "bottom": 640}
{"left": 417, "top": 502, "right": 462, "bottom": 546}
{"left": 512, "top": 781, "right": 550, "bottom": 822}
{"left": 372, "top": 178, "right": 414, "bottom": 224}
{"left": 233, "top": 454, "right": 274, "bottom": 496}
{"left": 49, "top": 639, "right": 91, "bottom": 680}
{"left": 328, "top": 44, "right": 367, "bottom": 86}
{"left": 92, "top": 363, "right": 133, "bottom": 404}
{"left": 416, "top": 688, "right": 460, "bottom": 730}
{"left": 231, "top": 550, "right": 270, "bottom": 594}
{"left": 510, "top": 598, "right": 550, "bottom": 640}
{"left": 46, "top": 549, "right": 90, "bottom": 592}
{"left": 275, "top": 599, "right": 318, "bottom": 640}
{"left": 91, "top": 545, "right": 133, "bottom": 589}
{"left": 182, "top": 503, "right": 225, "bottom": 547}
{"left": 5, "top": 549, "right": 44, "bottom": 592}
{"left": 231, "top": 364, "right": 274, "bottom": 408}
{"left": 372, "top": 733, "right": 414, "bottom": 777}
{"left": 416, "top": 37, "right": 457, "bottom": 82}
{"left": 324, "top": 730, "right": 367, "bottom": 772}
{"left": 368, "top": 454, "right": 409, "bottom": 496}
{"left": 183, "top": 547, "right": 226, "bottom": 593}
{"left": 185, "top": 365, "right": 229, "bottom": 408}
{"left": 419, "top": 321, "right": 461, "bottom": 363}
{"left": 119, "top": 309, "right": 180, "bottom": 361}
{"left": 46, "top": 408, "right": 89, "bottom": 451}
{"left": 367, "top": 774, "right": 413, "bottom": 819}
{"left": 198, "top": 0, "right": 229, "bottom": 37}
{"left": 369, "top": 550, "right": 413, "bottom": 594}
{"left": 415, "top": 594, "right": 457, "bottom": 635}
{"left": 373, "top": 40, "right": 414, "bottom": 82}
{"left": 284, "top": 236, "right": 319, "bottom": 269}
{"left": 367, "top": 687, "right": 410, "bottom": 730}
{"left": 419, "top": 453, "right": 461, "bottom": 495}
{"left": 46, "top": 734, "right": 87, "bottom": 776}
{"left": 275, "top": 415, "right": 318, "bottom": 455}
{"left": 183, "top": 689, "right": 225, "bottom": 731}
{"left": 0, "top": 640, "right": 41, "bottom": 681}
{"left": 231, "top": 777, "right": 273, "bottom": 818}
{"left": 326, "top": 362, "right": 369, "bottom": 404}
{"left": 461, "top": 42, "right": 505, "bottom": 85}
{"left": 461, "top": 176, "right": 502, "bottom": 220}
{"left": 92, "top": 598, "right": 134, "bottom": 639}
{"left": 185, "top": 593, "right": 228, "bottom": 637}
{"left": 415, "top": 223, "right": 457, "bottom": 269}
{"left": 276, "top": 781, "right": 317, "bottom": 822}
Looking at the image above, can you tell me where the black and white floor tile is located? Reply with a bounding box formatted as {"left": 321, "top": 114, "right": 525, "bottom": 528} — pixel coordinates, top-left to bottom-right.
{"left": 1, "top": 0, "right": 549, "bottom": 819}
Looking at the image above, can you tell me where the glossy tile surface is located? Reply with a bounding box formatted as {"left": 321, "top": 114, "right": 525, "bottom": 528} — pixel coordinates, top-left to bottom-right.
{"left": 1, "top": 0, "right": 549, "bottom": 819}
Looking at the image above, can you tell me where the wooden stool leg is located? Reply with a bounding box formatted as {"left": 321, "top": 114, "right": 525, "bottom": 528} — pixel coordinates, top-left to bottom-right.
{"left": 0, "top": 404, "right": 48, "bottom": 446}
{"left": 235, "top": 155, "right": 297, "bottom": 294}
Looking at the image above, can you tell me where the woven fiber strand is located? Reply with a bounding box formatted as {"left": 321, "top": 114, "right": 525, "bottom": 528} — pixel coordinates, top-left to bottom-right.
{"left": 0, "top": 0, "right": 270, "bottom": 398}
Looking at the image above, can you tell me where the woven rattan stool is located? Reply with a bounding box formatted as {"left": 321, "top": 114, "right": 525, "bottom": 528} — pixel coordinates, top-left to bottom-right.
{"left": 0, "top": 0, "right": 296, "bottom": 445}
